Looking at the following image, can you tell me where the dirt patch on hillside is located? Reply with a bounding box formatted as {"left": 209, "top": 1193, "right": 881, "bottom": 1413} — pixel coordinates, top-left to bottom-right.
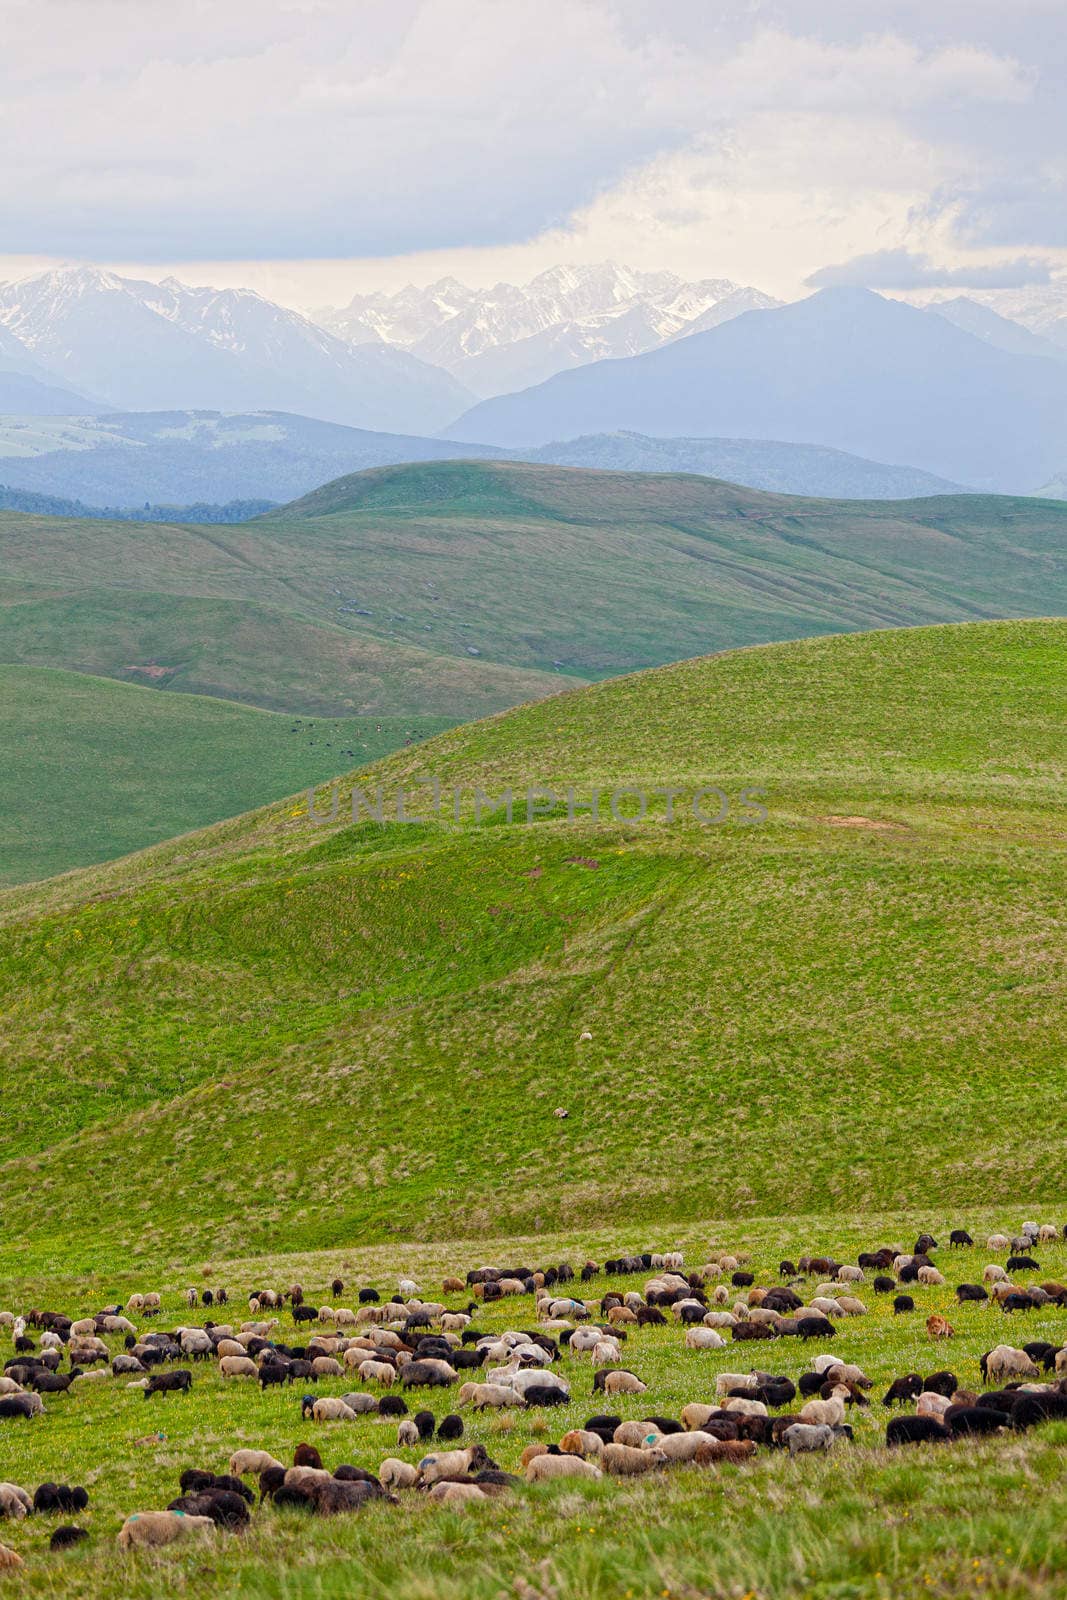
{"left": 820, "top": 815, "right": 905, "bottom": 831}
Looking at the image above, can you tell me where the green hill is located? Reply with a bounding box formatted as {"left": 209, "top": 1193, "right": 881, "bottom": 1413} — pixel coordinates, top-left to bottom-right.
{"left": 0, "top": 460, "right": 1064, "bottom": 716}
{"left": 0, "top": 617, "right": 1062, "bottom": 1275}
{"left": 0, "top": 665, "right": 453, "bottom": 886}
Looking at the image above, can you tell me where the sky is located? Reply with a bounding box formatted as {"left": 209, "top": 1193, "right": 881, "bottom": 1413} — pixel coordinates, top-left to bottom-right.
{"left": 2, "top": 0, "right": 1065, "bottom": 311}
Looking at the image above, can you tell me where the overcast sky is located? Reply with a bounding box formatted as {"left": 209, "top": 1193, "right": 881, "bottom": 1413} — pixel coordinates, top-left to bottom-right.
{"left": 3, "top": 0, "right": 1065, "bottom": 308}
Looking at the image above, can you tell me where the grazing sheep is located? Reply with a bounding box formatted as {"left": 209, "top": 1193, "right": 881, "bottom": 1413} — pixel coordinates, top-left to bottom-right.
{"left": 357, "top": 1360, "right": 395, "bottom": 1386}
{"left": 311, "top": 1398, "right": 358, "bottom": 1422}
{"left": 428, "top": 1481, "right": 487, "bottom": 1506}
{"left": 685, "top": 1327, "right": 726, "bottom": 1350}
{"left": 457, "top": 1382, "right": 523, "bottom": 1410}
{"left": 50, "top": 1526, "right": 88, "bottom": 1550}
{"left": 886, "top": 1416, "right": 950, "bottom": 1446}
{"left": 782, "top": 1423, "right": 834, "bottom": 1456}
{"left": 229, "top": 1450, "right": 283, "bottom": 1478}
{"left": 893, "top": 1296, "right": 915, "bottom": 1315}
{"left": 601, "top": 1443, "right": 667, "bottom": 1476}
{"left": 417, "top": 1445, "right": 490, "bottom": 1486}
{"left": 799, "top": 1394, "right": 846, "bottom": 1428}
{"left": 598, "top": 1370, "right": 647, "bottom": 1397}
{"left": 984, "top": 1346, "right": 1039, "bottom": 1384}
{"left": 379, "top": 1458, "right": 419, "bottom": 1489}
{"left": 651, "top": 1430, "right": 718, "bottom": 1463}
{"left": 117, "top": 1511, "right": 214, "bottom": 1548}
{"left": 692, "top": 1439, "right": 757, "bottom": 1466}
{"left": 0, "top": 1393, "right": 44, "bottom": 1418}
{"left": 0, "top": 1483, "right": 32, "bottom": 1519}
{"left": 917, "top": 1393, "right": 953, "bottom": 1420}
{"left": 219, "top": 1356, "right": 258, "bottom": 1380}
{"left": 987, "top": 1235, "right": 1011, "bottom": 1252}
{"left": 401, "top": 1359, "right": 458, "bottom": 1388}
{"left": 558, "top": 1429, "right": 604, "bottom": 1457}
{"left": 0, "top": 1545, "right": 23, "bottom": 1569}
{"left": 525, "top": 1454, "right": 601, "bottom": 1483}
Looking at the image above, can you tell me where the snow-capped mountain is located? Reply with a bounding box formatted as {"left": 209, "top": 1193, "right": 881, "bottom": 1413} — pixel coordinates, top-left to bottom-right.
{"left": 0, "top": 266, "right": 472, "bottom": 433}
{"left": 924, "top": 282, "right": 1067, "bottom": 352}
{"left": 318, "top": 263, "right": 779, "bottom": 398}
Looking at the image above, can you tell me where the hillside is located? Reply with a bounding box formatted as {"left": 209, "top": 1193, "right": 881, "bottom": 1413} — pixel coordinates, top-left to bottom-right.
{"left": 448, "top": 287, "right": 1067, "bottom": 493}
{"left": 0, "top": 666, "right": 454, "bottom": 886}
{"left": 1, "top": 461, "right": 1062, "bottom": 723}
{"left": 0, "top": 618, "right": 1062, "bottom": 1275}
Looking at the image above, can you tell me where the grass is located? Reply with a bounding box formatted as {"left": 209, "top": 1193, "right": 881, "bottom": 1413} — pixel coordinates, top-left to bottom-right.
{"left": 0, "top": 618, "right": 1062, "bottom": 1277}
{"left": 0, "top": 1211, "right": 1064, "bottom": 1598}
{"left": 0, "top": 459, "right": 1064, "bottom": 715}
{"left": 0, "top": 665, "right": 454, "bottom": 885}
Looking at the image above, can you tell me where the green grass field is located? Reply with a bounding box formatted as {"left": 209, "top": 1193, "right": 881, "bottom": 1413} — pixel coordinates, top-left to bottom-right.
{"left": 0, "top": 665, "right": 454, "bottom": 886}
{"left": 1, "top": 461, "right": 1065, "bottom": 716}
{"left": 0, "top": 1214, "right": 1064, "bottom": 1599}
{"left": 0, "top": 618, "right": 1062, "bottom": 1278}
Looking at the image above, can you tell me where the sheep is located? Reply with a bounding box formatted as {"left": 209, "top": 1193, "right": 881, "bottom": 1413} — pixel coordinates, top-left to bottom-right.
{"left": 357, "top": 1360, "right": 396, "bottom": 1386}
{"left": 1055, "top": 1349, "right": 1067, "bottom": 1377}
{"left": 680, "top": 1403, "right": 719, "bottom": 1432}
{"left": 987, "top": 1235, "right": 1011, "bottom": 1252}
{"left": 0, "top": 1393, "right": 44, "bottom": 1418}
{"left": 311, "top": 1398, "right": 358, "bottom": 1422}
{"left": 397, "top": 1419, "right": 421, "bottom": 1446}
{"left": 1038, "top": 1225, "right": 1058, "bottom": 1244}
{"left": 558, "top": 1429, "right": 604, "bottom": 1457}
{"left": 692, "top": 1438, "right": 757, "bottom": 1466}
{"left": 0, "top": 1545, "right": 22, "bottom": 1569}
{"left": 651, "top": 1429, "right": 719, "bottom": 1463}
{"left": 229, "top": 1450, "right": 284, "bottom": 1478}
{"left": 417, "top": 1445, "right": 490, "bottom": 1485}
{"left": 835, "top": 1296, "right": 868, "bottom": 1317}
{"left": 428, "top": 1481, "right": 487, "bottom": 1506}
{"left": 598, "top": 1370, "right": 647, "bottom": 1397}
{"left": 614, "top": 1420, "right": 659, "bottom": 1448}
{"left": 0, "top": 1483, "right": 32, "bottom": 1519}
{"left": 117, "top": 1510, "right": 215, "bottom": 1548}
{"left": 601, "top": 1443, "right": 667, "bottom": 1476}
{"left": 0, "top": 1378, "right": 23, "bottom": 1396}
{"left": 685, "top": 1327, "right": 726, "bottom": 1350}
{"left": 723, "top": 1398, "right": 768, "bottom": 1418}
{"left": 799, "top": 1393, "right": 846, "bottom": 1428}
{"left": 219, "top": 1356, "right": 259, "bottom": 1380}
{"left": 886, "top": 1416, "right": 950, "bottom": 1446}
{"left": 401, "top": 1359, "right": 457, "bottom": 1388}
{"left": 917, "top": 1392, "right": 953, "bottom": 1420}
{"left": 782, "top": 1423, "right": 834, "bottom": 1456}
{"left": 525, "top": 1454, "right": 601, "bottom": 1483}
{"left": 311, "top": 1357, "right": 344, "bottom": 1379}
{"left": 457, "top": 1382, "right": 523, "bottom": 1409}
{"left": 984, "top": 1346, "right": 1040, "bottom": 1384}
{"left": 379, "top": 1458, "right": 419, "bottom": 1489}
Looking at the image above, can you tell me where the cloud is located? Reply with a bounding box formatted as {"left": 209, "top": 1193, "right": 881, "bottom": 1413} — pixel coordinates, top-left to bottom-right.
{"left": 806, "top": 248, "right": 1054, "bottom": 290}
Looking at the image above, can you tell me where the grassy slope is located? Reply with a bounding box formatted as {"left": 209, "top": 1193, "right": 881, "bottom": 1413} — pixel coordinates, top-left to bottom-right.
{"left": 0, "top": 619, "right": 1063, "bottom": 1276}
{"left": 0, "top": 665, "right": 455, "bottom": 886}
{"left": 0, "top": 1215, "right": 1064, "bottom": 1599}
{"left": 0, "top": 460, "right": 1064, "bottom": 713}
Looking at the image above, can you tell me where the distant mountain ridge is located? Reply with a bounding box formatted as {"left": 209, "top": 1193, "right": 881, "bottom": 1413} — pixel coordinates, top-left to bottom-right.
{"left": 0, "top": 408, "right": 972, "bottom": 509}
{"left": 448, "top": 287, "right": 1067, "bottom": 493}
{"left": 318, "top": 262, "right": 779, "bottom": 396}
{"left": 0, "top": 266, "right": 471, "bottom": 433}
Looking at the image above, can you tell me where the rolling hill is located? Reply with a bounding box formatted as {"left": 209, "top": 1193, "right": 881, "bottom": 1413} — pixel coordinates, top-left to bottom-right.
{"left": 0, "top": 665, "right": 454, "bottom": 887}
{"left": 1, "top": 461, "right": 1063, "bottom": 722}
{"left": 0, "top": 618, "right": 1062, "bottom": 1275}
{"left": 448, "top": 287, "right": 1067, "bottom": 493}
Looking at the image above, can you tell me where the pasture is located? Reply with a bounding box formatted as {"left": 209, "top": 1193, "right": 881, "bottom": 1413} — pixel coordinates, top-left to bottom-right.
{"left": 0, "top": 1210, "right": 1065, "bottom": 1599}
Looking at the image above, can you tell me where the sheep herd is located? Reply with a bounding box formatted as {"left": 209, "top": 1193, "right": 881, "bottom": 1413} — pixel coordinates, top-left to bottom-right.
{"left": 0, "top": 1220, "right": 1065, "bottom": 1568}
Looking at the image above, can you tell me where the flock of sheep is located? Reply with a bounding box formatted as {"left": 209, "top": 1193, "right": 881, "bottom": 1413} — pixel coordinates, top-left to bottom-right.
{"left": 0, "top": 1221, "right": 1065, "bottom": 1565}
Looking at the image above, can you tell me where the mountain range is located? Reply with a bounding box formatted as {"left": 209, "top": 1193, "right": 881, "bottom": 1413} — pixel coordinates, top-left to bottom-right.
{"left": 449, "top": 287, "right": 1067, "bottom": 493}
{"left": 0, "top": 266, "right": 470, "bottom": 433}
{"left": 317, "top": 262, "right": 779, "bottom": 397}
{"left": 0, "top": 409, "right": 967, "bottom": 509}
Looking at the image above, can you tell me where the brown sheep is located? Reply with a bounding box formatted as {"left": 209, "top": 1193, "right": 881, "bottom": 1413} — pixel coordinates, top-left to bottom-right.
{"left": 117, "top": 1511, "right": 214, "bottom": 1549}
{"left": 692, "top": 1438, "right": 758, "bottom": 1466}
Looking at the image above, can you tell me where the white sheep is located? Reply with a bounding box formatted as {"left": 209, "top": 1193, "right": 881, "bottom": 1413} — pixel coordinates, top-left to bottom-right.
{"left": 685, "top": 1327, "right": 726, "bottom": 1350}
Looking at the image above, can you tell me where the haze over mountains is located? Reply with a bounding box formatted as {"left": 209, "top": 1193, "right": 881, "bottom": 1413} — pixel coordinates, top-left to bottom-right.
{"left": 1, "top": 264, "right": 1066, "bottom": 503}
{"left": 318, "top": 262, "right": 779, "bottom": 397}
{"left": 450, "top": 287, "right": 1067, "bottom": 493}
{"left": 0, "top": 266, "right": 470, "bottom": 433}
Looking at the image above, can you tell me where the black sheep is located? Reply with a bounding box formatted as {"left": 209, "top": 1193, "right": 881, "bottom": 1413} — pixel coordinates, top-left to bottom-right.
{"left": 436, "top": 1414, "right": 464, "bottom": 1440}
{"left": 949, "top": 1230, "right": 974, "bottom": 1247}
{"left": 178, "top": 1469, "right": 216, "bottom": 1495}
{"left": 945, "top": 1406, "right": 1007, "bottom": 1437}
{"left": 956, "top": 1283, "right": 988, "bottom": 1303}
{"left": 49, "top": 1526, "right": 88, "bottom": 1550}
{"left": 893, "top": 1296, "right": 915, "bottom": 1315}
{"left": 1006, "top": 1256, "right": 1040, "bottom": 1273}
{"left": 413, "top": 1409, "right": 435, "bottom": 1440}
{"left": 872, "top": 1276, "right": 895, "bottom": 1295}
{"left": 0, "top": 1394, "right": 41, "bottom": 1418}
{"left": 1011, "top": 1392, "right": 1067, "bottom": 1429}
{"left": 886, "top": 1415, "right": 950, "bottom": 1446}
{"left": 923, "top": 1371, "right": 959, "bottom": 1398}
{"left": 33, "top": 1483, "right": 88, "bottom": 1514}
{"left": 796, "top": 1316, "right": 835, "bottom": 1340}
{"left": 523, "top": 1384, "right": 568, "bottom": 1406}
{"left": 882, "top": 1374, "right": 923, "bottom": 1407}
{"left": 643, "top": 1415, "right": 684, "bottom": 1435}
{"left": 378, "top": 1395, "right": 409, "bottom": 1416}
